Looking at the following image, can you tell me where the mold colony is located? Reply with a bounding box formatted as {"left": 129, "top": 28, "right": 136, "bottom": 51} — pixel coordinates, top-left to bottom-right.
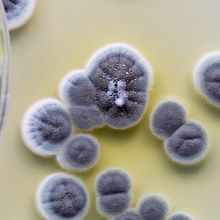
{"left": 59, "top": 44, "right": 152, "bottom": 130}
{"left": 150, "top": 99, "right": 209, "bottom": 165}
{"left": 3, "top": 0, "right": 36, "bottom": 30}
{"left": 20, "top": 44, "right": 212, "bottom": 219}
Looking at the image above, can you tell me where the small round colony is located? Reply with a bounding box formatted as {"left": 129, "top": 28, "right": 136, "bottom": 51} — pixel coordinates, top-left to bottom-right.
{"left": 193, "top": 52, "right": 220, "bottom": 108}
{"left": 36, "top": 173, "right": 89, "bottom": 220}
{"left": 138, "top": 194, "right": 169, "bottom": 220}
{"left": 168, "top": 212, "right": 193, "bottom": 220}
{"left": 59, "top": 43, "right": 152, "bottom": 130}
{"left": 95, "top": 168, "right": 132, "bottom": 218}
{"left": 112, "top": 210, "right": 141, "bottom": 220}
{"left": 3, "top": 0, "right": 36, "bottom": 31}
{"left": 150, "top": 100, "right": 186, "bottom": 140}
{"left": 59, "top": 70, "right": 104, "bottom": 130}
{"left": 21, "top": 98, "right": 72, "bottom": 157}
{"left": 164, "top": 120, "right": 208, "bottom": 165}
{"left": 57, "top": 134, "right": 100, "bottom": 172}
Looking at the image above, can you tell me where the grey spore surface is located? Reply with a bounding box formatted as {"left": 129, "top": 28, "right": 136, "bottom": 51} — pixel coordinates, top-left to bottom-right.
{"left": 165, "top": 120, "right": 208, "bottom": 165}
{"left": 36, "top": 173, "right": 89, "bottom": 220}
{"left": 87, "top": 44, "right": 151, "bottom": 129}
{"left": 35, "top": 107, "right": 71, "bottom": 143}
{"left": 201, "top": 63, "right": 220, "bottom": 99}
{"left": 194, "top": 52, "right": 220, "bottom": 108}
{"left": 150, "top": 100, "right": 186, "bottom": 139}
{"left": 113, "top": 210, "right": 141, "bottom": 220}
{"left": 95, "top": 168, "right": 132, "bottom": 217}
{"left": 97, "top": 193, "right": 131, "bottom": 217}
{"left": 69, "top": 105, "right": 104, "bottom": 130}
{"left": 59, "top": 44, "right": 152, "bottom": 130}
{"left": 138, "top": 194, "right": 169, "bottom": 220}
{"left": 96, "top": 168, "right": 131, "bottom": 195}
{"left": 3, "top": 0, "right": 36, "bottom": 30}
{"left": 168, "top": 213, "right": 193, "bottom": 220}
{"left": 22, "top": 99, "right": 72, "bottom": 156}
{"left": 60, "top": 70, "right": 105, "bottom": 130}
{"left": 59, "top": 70, "right": 96, "bottom": 106}
{"left": 57, "top": 134, "right": 100, "bottom": 171}
{"left": 3, "top": 0, "right": 27, "bottom": 19}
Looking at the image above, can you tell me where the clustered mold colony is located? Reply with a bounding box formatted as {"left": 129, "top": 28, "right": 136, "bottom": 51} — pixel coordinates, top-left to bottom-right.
{"left": 2, "top": 0, "right": 36, "bottom": 30}
{"left": 102, "top": 180, "right": 193, "bottom": 220}
{"left": 150, "top": 99, "right": 209, "bottom": 165}
{"left": 22, "top": 98, "right": 101, "bottom": 171}
{"left": 20, "top": 44, "right": 210, "bottom": 219}
{"left": 59, "top": 44, "right": 152, "bottom": 130}
{"left": 36, "top": 169, "right": 195, "bottom": 220}
{"left": 95, "top": 168, "right": 132, "bottom": 218}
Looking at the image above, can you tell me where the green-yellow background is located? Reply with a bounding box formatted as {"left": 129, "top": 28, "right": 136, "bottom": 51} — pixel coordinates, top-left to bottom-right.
{"left": 1, "top": 0, "right": 220, "bottom": 219}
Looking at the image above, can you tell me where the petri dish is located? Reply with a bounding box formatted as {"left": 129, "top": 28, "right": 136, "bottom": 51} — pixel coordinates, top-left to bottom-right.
{"left": 0, "top": 0, "right": 11, "bottom": 140}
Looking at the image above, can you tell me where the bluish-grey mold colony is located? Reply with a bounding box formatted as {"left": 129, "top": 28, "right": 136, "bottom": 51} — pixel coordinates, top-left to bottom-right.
{"left": 150, "top": 101, "right": 186, "bottom": 140}
{"left": 168, "top": 212, "right": 193, "bottom": 220}
{"left": 194, "top": 52, "right": 220, "bottom": 108}
{"left": 164, "top": 120, "right": 208, "bottom": 165}
{"left": 95, "top": 168, "right": 132, "bottom": 218}
{"left": 36, "top": 173, "right": 90, "bottom": 220}
{"left": 59, "top": 43, "right": 152, "bottom": 130}
{"left": 21, "top": 42, "right": 204, "bottom": 219}
{"left": 108, "top": 193, "right": 195, "bottom": 220}
{"left": 22, "top": 98, "right": 72, "bottom": 157}
{"left": 112, "top": 209, "right": 141, "bottom": 220}
{"left": 3, "top": 0, "right": 36, "bottom": 30}
{"left": 150, "top": 99, "right": 209, "bottom": 165}
{"left": 138, "top": 194, "right": 169, "bottom": 220}
{"left": 57, "top": 134, "right": 100, "bottom": 171}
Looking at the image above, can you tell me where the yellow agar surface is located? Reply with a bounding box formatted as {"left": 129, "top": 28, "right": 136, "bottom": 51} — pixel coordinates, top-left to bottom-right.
{"left": 1, "top": 0, "right": 220, "bottom": 219}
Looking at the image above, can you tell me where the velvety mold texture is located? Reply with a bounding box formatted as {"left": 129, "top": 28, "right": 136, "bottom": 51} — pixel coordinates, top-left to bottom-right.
{"left": 3, "top": 0, "right": 36, "bottom": 30}
{"left": 168, "top": 212, "right": 193, "bottom": 220}
{"left": 6, "top": 1, "right": 220, "bottom": 220}
{"left": 59, "top": 43, "right": 152, "bottom": 130}
{"left": 138, "top": 194, "right": 169, "bottom": 220}
{"left": 150, "top": 98, "right": 209, "bottom": 166}
{"left": 21, "top": 98, "right": 72, "bottom": 157}
{"left": 36, "top": 173, "right": 90, "bottom": 220}
{"left": 56, "top": 134, "right": 100, "bottom": 172}
{"left": 95, "top": 168, "right": 132, "bottom": 218}
{"left": 194, "top": 52, "right": 220, "bottom": 108}
{"left": 111, "top": 210, "right": 141, "bottom": 220}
